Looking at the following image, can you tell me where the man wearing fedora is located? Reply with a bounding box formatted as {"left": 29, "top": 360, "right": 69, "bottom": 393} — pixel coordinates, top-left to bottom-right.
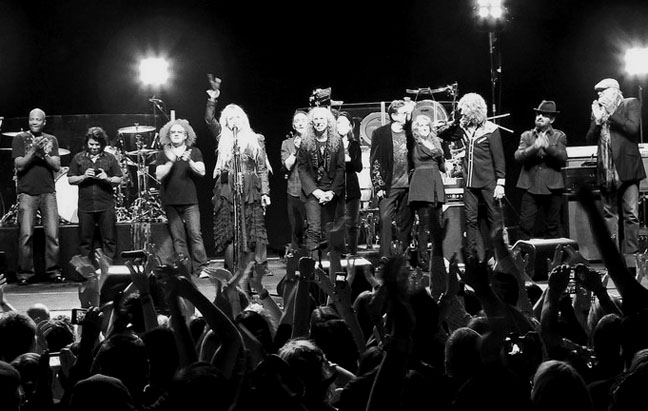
{"left": 514, "top": 100, "right": 567, "bottom": 240}
{"left": 586, "top": 78, "right": 645, "bottom": 270}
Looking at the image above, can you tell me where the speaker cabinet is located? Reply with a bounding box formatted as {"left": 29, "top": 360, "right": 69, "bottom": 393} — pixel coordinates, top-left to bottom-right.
{"left": 442, "top": 202, "right": 465, "bottom": 261}
{"left": 512, "top": 238, "right": 579, "bottom": 281}
{"left": 562, "top": 192, "right": 602, "bottom": 261}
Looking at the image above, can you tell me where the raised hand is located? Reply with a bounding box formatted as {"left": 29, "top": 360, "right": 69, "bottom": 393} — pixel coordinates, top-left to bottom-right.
{"left": 460, "top": 254, "right": 491, "bottom": 296}
{"left": 574, "top": 263, "right": 605, "bottom": 294}
{"left": 70, "top": 254, "right": 97, "bottom": 279}
{"left": 125, "top": 259, "right": 150, "bottom": 296}
{"left": 546, "top": 244, "right": 566, "bottom": 275}
{"left": 547, "top": 264, "right": 571, "bottom": 297}
{"left": 563, "top": 245, "right": 589, "bottom": 266}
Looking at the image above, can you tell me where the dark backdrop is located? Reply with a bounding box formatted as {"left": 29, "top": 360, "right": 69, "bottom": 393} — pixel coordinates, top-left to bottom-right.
{"left": 2, "top": 0, "right": 648, "bottom": 255}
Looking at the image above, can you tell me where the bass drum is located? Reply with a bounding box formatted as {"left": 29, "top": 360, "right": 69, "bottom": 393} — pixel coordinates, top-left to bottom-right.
{"left": 55, "top": 167, "right": 79, "bottom": 223}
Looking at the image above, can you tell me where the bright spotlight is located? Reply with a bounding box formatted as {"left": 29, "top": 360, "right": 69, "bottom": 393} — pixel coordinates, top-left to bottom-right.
{"left": 625, "top": 48, "right": 648, "bottom": 76}
{"left": 491, "top": 6, "right": 503, "bottom": 19}
{"left": 474, "top": 0, "right": 507, "bottom": 32}
{"left": 139, "top": 58, "right": 170, "bottom": 86}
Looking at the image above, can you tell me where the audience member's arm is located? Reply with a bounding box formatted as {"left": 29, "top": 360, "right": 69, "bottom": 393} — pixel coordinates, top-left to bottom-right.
{"left": 248, "top": 263, "right": 282, "bottom": 330}
{"left": 313, "top": 264, "right": 366, "bottom": 353}
{"left": 291, "top": 257, "right": 315, "bottom": 339}
{"left": 32, "top": 350, "right": 54, "bottom": 410}
{"left": 156, "top": 265, "right": 198, "bottom": 367}
{"left": 577, "top": 186, "right": 648, "bottom": 314}
{"left": 366, "top": 257, "right": 414, "bottom": 411}
{"left": 173, "top": 275, "right": 244, "bottom": 379}
{"left": 540, "top": 264, "right": 571, "bottom": 359}
{"left": 0, "top": 274, "right": 16, "bottom": 312}
{"left": 126, "top": 260, "right": 158, "bottom": 332}
{"left": 65, "top": 307, "right": 103, "bottom": 399}
{"left": 437, "top": 256, "right": 472, "bottom": 333}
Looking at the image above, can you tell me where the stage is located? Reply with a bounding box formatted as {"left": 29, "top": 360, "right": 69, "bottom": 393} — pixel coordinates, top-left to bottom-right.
{"left": 0, "top": 222, "right": 174, "bottom": 282}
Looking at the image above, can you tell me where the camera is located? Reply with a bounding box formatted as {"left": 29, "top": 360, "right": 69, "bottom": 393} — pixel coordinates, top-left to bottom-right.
{"left": 335, "top": 272, "right": 347, "bottom": 289}
{"left": 566, "top": 268, "right": 577, "bottom": 296}
{"left": 504, "top": 331, "right": 541, "bottom": 358}
{"left": 71, "top": 308, "right": 88, "bottom": 325}
{"left": 49, "top": 352, "right": 61, "bottom": 368}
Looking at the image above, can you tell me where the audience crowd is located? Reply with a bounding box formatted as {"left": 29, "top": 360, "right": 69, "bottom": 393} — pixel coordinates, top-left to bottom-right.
{"left": 1, "top": 186, "right": 647, "bottom": 411}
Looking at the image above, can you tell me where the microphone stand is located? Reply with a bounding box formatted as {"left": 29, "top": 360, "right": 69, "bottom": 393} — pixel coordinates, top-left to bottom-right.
{"left": 231, "top": 126, "right": 249, "bottom": 275}
{"left": 149, "top": 96, "right": 170, "bottom": 133}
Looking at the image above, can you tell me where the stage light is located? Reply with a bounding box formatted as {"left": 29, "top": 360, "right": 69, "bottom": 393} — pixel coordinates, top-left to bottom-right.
{"left": 139, "top": 57, "right": 170, "bottom": 86}
{"left": 625, "top": 47, "right": 648, "bottom": 76}
{"left": 474, "top": 0, "right": 507, "bottom": 32}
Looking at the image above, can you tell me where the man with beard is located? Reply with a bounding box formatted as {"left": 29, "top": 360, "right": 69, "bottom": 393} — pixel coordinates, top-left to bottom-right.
{"left": 586, "top": 78, "right": 646, "bottom": 271}
{"left": 514, "top": 100, "right": 567, "bottom": 240}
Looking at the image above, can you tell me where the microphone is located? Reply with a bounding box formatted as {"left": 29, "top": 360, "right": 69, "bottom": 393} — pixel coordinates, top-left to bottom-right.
{"left": 149, "top": 97, "right": 163, "bottom": 103}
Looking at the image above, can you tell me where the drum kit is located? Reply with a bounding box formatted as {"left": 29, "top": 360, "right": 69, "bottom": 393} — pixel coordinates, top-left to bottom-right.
{"left": 0, "top": 123, "right": 166, "bottom": 227}
{"left": 109, "top": 123, "right": 166, "bottom": 223}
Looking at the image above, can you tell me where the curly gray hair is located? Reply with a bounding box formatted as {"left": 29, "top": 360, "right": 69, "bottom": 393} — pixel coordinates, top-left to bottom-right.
{"left": 158, "top": 119, "right": 197, "bottom": 147}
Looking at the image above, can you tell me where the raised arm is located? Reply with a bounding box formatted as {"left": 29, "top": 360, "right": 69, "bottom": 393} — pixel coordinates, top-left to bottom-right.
{"left": 577, "top": 185, "right": 648, "bottom": 314}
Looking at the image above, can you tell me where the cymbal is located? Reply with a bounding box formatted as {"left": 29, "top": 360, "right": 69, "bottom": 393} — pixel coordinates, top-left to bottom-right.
{"left": 2, "top": 131, "right": 22, "bottom": 137}
{"left": 118, "top": 125, "right": 156, "bottom": 134}
{"left": 125, "top": 148, "right": 159, "bottom": 156}
{"left": 0, "top": 147, "right": 69, "bottom": 155}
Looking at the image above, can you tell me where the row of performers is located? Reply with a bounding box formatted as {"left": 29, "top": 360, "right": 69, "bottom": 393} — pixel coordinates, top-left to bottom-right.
{"left": 279, "top": 78, "right": 645, "bottom": 272}
{"left": 11, "top": 77, "right": 643, "bottom": 284}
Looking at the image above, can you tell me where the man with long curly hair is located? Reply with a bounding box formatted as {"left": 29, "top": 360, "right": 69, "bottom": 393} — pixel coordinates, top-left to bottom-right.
{"left": 297, "top": 106, "right": 345, "bottom": 256}
{"left": 439, "top": 93, "right": 506, "bottom": 259}
{"left": 155, "top": 119, "right": 209, "bottom": 277}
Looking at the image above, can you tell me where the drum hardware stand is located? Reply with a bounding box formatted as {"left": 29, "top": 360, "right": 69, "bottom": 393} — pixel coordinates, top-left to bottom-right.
{"left": 0, "top": 204, "right": 18, "bottom": 227}
{"left": 127, "top": 134, "right": 165, "bottom": 223}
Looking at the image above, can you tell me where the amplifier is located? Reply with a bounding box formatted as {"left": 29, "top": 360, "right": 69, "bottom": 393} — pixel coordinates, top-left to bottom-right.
{"left": 566, "top": 144, "right": 648, "bottom": 192}
{"left": 445, "top": 187, "right": 463, "bottom": 201}
{"left": 562, "top": 165, "right": 597, "bottom": 191}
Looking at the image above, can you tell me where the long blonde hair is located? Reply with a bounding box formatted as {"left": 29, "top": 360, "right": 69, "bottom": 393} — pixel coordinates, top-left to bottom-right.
{"left": 215, "top": 104, "right": 263, "bottom": 171}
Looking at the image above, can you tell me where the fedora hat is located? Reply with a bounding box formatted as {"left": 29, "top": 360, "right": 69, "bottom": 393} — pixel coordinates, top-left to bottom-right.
{"left": 533, "top": 100, "right": 560, "bottom": 115}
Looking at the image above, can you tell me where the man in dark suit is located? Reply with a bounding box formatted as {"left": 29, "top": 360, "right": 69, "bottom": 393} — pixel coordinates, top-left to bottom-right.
{"left": 586, "top": 78, "right": 646, "bottom": 269}
{"left": 514, "top": 100, "right": 568, "bottom": 240}
{"left": 369, "top": 99, "right": 415, "bottom": 261}
{"left": 297, "top": 106, "right": 345, "bottom": 257}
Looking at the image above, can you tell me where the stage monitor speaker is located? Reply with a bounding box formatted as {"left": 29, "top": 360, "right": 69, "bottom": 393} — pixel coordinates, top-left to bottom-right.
{"left": 511, "top": 237, "right": 579, "bottom": 281}
{"left": 562, "top": 192, "right": 601, "bottom": 261}
{"left": 442, "top": 203, "right": 464, "bottom": 262}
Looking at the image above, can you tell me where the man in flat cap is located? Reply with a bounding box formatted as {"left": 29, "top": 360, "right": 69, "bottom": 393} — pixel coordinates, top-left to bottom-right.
{"left": 515, "top": 100, "right": 568, "bottom": 240}
{"left": 586, "top": 78, "right": 646, "bottom": 270}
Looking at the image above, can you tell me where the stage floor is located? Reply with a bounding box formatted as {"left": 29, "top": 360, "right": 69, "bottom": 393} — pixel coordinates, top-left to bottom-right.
{"left": 3, "top": 248, "right": 630, "bottom": 321}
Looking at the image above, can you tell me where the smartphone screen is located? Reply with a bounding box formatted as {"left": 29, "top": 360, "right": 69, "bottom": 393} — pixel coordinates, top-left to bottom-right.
{"left": 335, "top": 272, "right": 347, "bottom": 288}
{"left": 566, "top": 269, "right": 577, "bottom": 296}
{"left": 71, "top": 308, "right": 88, "bottom": 325}
{"left": 49, "top": 352, "right": 61, "bottom": 368}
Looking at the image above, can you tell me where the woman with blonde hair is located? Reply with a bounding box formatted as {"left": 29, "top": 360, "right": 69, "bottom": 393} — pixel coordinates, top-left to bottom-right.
{"left": 211, "top": 103, "right": 271, "bottom": 274}
{"left": 407, "top": 106, "right": 446, "bottom": 271}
